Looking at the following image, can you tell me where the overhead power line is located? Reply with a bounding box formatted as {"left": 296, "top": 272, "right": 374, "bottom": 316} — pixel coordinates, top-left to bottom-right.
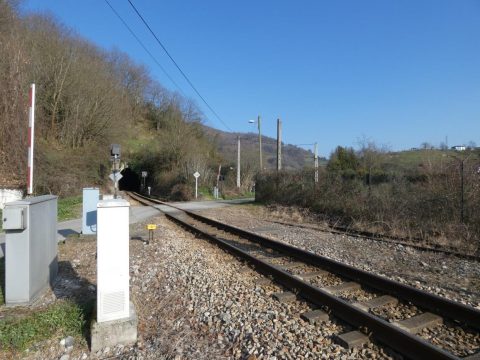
{"left": 127, "top": 0, "right": 233, "bottom": 132}
{"left": 103, "top": 0, "right": 186, "bottom": 97}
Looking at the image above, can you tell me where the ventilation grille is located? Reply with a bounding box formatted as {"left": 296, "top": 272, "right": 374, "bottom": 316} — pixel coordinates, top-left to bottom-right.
{"left": 102, "top": 291, "right": 125, "bottom": 315}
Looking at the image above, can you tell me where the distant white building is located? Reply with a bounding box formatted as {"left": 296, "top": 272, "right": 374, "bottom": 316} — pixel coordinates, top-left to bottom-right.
{"left": 451, "top": 145, "right": 466, "bottom": 151}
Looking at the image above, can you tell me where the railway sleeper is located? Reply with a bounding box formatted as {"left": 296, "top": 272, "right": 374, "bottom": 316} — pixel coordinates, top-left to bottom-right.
{"left": 464, "top": 352, "right": 480, "bottom": 359}
{"left": 272, "top": 291, "right": 297, "bottom": 303}
{"left": 335, "top": 330, "right": 370, "bottom": 349}
{"left": 296, "top": 270, "right": 328, "bottom": 280}
{"left": 393, "top": 312, "right": 443, "bottom": 334}
{"left": 322, "top": 282, "right": 361, "bottom": 295}
{"left": 353, "top": 295, "right": 399, "bottom": 312}
{"left": 254, "top": 277, "right": 271, "bottom": 285}
{"left": 300, "top": 309, "right": 329, "bottom": 325}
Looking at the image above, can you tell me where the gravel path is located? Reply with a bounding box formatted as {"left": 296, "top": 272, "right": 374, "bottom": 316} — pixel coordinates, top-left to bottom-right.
{"left": 198, "top": 205, "right": 480, "bottom": 309}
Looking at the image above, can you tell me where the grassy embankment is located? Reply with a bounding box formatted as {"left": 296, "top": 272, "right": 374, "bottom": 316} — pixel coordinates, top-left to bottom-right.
{"left": 57, "top": 196, "right": 83, "bottom": 222}
{"left": 0, "top": 301, "right": 90, "bottom": 355}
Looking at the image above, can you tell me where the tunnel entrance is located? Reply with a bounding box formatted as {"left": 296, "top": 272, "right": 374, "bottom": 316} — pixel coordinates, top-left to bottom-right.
{"left": 119, "top": 168, "right": 141, "bottom": 192}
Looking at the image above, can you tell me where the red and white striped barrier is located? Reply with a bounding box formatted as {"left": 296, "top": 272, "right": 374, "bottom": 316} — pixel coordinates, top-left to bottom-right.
{"left": 27, "top": 84, "right": 35, "bottom": 195}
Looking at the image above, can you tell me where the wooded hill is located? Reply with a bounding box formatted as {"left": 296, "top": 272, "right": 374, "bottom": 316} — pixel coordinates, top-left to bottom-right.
{"left": 203, "top": 126, "right": 326, "bottom": 171}
{"left": 0, "top": 2, "right": 320, "bottom": 199}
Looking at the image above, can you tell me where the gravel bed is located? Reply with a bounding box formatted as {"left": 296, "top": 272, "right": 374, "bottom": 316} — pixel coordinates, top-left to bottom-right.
{"left": 308, "top": 274, "right": 344, "bottom": 288}
{"left": 338, "top": 289, "right": 377, "bottom": 303}
{"left": 283, "top": 265, "right": 316, "bottom": 275}
{"left": 198, "top": 205, "right": 480, "bottom": 308}
{"left": 419, "top": 322, "right": 480, "bottom": 357}
{"left": 2, "top": 210, "right": 403, "bottom": 359}
{"left": 370, "top": 303, "right": 420, "bottom": 322}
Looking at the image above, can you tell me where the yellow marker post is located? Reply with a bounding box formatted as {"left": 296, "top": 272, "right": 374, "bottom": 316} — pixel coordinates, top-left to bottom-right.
{"left": 147, "top": 224, "right": 157, "bottom": 244}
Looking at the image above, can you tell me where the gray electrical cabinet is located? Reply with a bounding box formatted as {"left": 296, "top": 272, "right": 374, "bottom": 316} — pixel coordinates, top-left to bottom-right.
{"left": 82, "top": 187, "right": 99, "bottom": 235}
{"left": 3, "top": 195, "right": 58, "bottom": 305}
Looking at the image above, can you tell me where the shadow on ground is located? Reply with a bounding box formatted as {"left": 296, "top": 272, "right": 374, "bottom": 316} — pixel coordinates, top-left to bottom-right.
{"left": 53, "top": 261, "right": 96, "bottom": 346}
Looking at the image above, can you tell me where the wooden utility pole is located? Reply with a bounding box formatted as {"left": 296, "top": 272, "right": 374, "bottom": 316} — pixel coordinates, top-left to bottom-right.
{"left": 314, "top": 142, "right": 319, "bottom": 183}
{"left": 237, "top": 136, "right": 241, "bottom": 188}
{"left": 258, "top": 115, "right": 263, "bottom": 171}
{"left": 276, "top": 118, "right": 282, "bottom": 171}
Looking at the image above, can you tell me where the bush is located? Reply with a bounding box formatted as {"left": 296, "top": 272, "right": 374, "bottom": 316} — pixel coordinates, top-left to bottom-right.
{"left": 255, "top": 163, "right": 480, "bottom": 252}
{"left": 170, "top": 183, "right": 193, "bottom": 201}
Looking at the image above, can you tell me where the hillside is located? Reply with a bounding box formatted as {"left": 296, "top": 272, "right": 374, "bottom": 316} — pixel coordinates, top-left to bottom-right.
{"left": 203, "top": 126, "right": 326, "bottom": 171}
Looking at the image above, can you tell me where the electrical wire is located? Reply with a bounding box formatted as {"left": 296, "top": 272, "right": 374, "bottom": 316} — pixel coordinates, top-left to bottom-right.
{"left": 103, "top": 0, "right": 186, "bottom": 97}
{"left": 127, "top": 0, "right": 233, "bottom": 132}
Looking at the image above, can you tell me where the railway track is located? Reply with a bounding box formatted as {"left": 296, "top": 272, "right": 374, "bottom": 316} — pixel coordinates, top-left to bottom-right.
{"left": 263, "top": 218, "right": 480, "bottom": 262}
{"left": 126, "top": 191, "right": 480, "bottom": 360}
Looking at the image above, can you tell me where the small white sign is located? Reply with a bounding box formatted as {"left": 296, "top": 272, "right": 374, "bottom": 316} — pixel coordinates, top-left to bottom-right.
{"left": 193, "top": 171, "right": 200, "bottom": 178}
{"left": 109, "top": 172, "right": 123, "bottom": 182}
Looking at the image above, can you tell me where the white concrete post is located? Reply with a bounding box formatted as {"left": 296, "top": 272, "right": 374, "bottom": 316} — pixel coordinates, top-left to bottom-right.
{"left": 97, "top": 199, "right": 130, "bottom": 322}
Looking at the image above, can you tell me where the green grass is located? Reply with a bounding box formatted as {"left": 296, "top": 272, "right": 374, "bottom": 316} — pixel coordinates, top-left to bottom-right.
{"left": 387, "top": 149, "right": 476, "bottom": 168}
{"left": 0, "top": 257, "right": 4, "bottom": 306}
{"left": 0, "top": 301, "right": 87, "bottom": 352}
{"left": 198, "top": 186, "right": 215, "bottom": 200}
{"left": 221, "top": 191, "right": 256, "bottom": 200}
{"left": 57, "top": 196, "right": 82, "bottom": 222}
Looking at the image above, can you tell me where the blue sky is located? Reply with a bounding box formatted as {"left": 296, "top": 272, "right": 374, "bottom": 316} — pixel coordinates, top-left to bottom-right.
{"left": 21, "top": 1, "right": 480, "bottom": 157}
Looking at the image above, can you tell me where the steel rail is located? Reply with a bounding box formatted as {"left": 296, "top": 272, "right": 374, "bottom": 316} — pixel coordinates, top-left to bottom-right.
{"left": 129, "top": 192, "right": 480, "bottom": 330}
{"left": 165, "top": 212, "right": 460, "bottom": 360}
{"left": 127, "top": 192, "right": 480, "bottom": 357}
{"left": 267, "top": 219, "right": 479, "bottom": 262}
{"left": 129, "top": 196, "right": 480, "bottom": 329}
{"left": 182, "top": 208, "right": 480, "bottom": 331}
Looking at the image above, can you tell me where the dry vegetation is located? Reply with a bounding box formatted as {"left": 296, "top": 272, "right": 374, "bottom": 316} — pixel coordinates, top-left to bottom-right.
{"left": 0, "top": 1, "right": 219, "bottom": 198}
{"left": 256, "top": 145, "right": 480, "bottom": 252}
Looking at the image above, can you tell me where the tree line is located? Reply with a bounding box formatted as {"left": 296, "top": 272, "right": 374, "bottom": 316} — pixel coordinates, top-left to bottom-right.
{"left": 0, "top": 1, "right": 218, "bottom": 197}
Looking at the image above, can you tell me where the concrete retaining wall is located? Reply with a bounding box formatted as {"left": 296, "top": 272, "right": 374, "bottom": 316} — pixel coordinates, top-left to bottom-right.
{"left": 0, "top": 189, "right": 23, "bottom": 209}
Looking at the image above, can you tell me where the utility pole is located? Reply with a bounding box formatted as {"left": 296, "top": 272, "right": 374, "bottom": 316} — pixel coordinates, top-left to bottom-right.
{"left": 237, "top": 136, "right": 241, "bottom": 188}
{"left": 460, "top": 159, "right": 464, "bottom": 223}
{"left": 258, "top": 115, "right": 263, "bottom": 171}
{"left": 314, "top": 142, "right": 319, "bottom": 183}
{"left": 276, "top": 118, "right": 282, "bottom": 171}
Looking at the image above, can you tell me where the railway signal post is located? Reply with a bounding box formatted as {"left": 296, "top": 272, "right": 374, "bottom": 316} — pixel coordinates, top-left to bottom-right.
{"left": 110, "top": 144, "right": 121, "bottom": 199}
{"left": 193, "top": 171, "right": 200, "bottom": 199}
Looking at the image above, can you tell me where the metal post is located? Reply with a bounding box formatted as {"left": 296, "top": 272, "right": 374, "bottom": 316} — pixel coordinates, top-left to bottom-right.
{"left": 113, "top": 155, "right": 118, "bottom": 199}
{"left": 276, "top": 118, "right": 282, "bottom": 171}
{"left": 461, "top": 160, "right": 464, "bottom": 223}
{"left": 216, "top": 165, "right": 221, "bottom": 189}
{"left": 314, "top": 142, "right": 319, "bottom": 183}
{"left": 195, "top": 177, "right": 198, "bottom": 199}
{"left": 258, "top": 115, "right": 263, "bottom": 171}
{"left": 27, "top": 84, "right": 36, "bottom": 195}
{"left": 237, "top": 136, "right": 241, "bottom": 188}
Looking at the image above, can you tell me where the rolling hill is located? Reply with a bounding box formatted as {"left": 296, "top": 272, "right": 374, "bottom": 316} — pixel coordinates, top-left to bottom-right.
{"left": 202, "top": 126, "right": 327, "bottom": 170}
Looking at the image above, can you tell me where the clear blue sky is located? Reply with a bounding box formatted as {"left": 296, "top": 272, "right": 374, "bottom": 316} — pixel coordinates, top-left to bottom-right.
{"left": 21, "top": 0, "right": 480, "bottom": 157}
